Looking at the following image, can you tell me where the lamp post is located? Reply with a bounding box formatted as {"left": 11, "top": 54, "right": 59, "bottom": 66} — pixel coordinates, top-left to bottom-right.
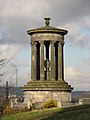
{"left": 16, "top": 68, "right": 18, "bottom": 96}
{"left": 5, "top": 81, "right": 9, "bottom": 101}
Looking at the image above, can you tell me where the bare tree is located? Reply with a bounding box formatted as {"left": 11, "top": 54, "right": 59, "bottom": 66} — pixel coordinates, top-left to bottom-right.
{"left": 0, "top": 58, "right": 13, "bottom": 70}
{"left": 0, "top": 35, "right": 5, "bottom": 77}
{"left": 0, "top": 35, "right": 3, "bottom": 46}
{"left": 0, "top": 34, "right": 12, "bottom": 77}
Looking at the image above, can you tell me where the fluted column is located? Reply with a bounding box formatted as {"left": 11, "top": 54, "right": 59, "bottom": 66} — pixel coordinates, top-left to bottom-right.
{"left": 51, "top": 41, "right": 55, "bottom": 80}
{"left": 58, "top": 41, "right": 64, "bottom": 80}
{"left": 31, "top": 41, "right": 37, "bottom": 80}
{"left": 40, "top": 41, "right": 44, "bottom": 80}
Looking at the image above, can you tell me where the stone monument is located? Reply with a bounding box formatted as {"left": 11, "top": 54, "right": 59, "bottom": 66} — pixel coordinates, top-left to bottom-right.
{"left": 22, "top": 18, "right": 73, "bottom": 107}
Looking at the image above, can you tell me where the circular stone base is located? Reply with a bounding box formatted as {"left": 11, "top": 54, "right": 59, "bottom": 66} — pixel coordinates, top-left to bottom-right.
{"left": 22, "top": 80, "right": 73, "bottom": 108}
{"left": 24, "top": 90, "right": 71, "bottom": 108}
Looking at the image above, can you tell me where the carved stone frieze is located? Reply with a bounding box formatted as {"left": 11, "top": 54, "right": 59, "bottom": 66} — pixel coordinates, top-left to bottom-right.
{"left": 31, "top": 33, "right": 63, "bottom": 41}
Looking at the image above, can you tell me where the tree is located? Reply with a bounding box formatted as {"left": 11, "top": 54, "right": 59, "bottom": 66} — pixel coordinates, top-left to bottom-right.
{"left": 0, "top": 34, "right": 12, "bottom": 77}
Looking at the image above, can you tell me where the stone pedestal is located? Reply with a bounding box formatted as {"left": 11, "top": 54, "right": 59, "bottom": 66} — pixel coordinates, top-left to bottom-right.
{"left": 23, "top": 80, "right": 72, "bottom": 108}
{"left": 24, "top": 91, "right": 71, "bottom": 104}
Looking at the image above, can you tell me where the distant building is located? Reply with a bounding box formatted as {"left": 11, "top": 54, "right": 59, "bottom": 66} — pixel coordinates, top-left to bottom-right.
{"left": 79, "top": 98, "right": 90, "bottom": 105}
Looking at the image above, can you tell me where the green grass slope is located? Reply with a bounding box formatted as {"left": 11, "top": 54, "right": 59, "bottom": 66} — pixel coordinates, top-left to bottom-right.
{"left": 2, "top": 105, "right": 90, "bottom": 120}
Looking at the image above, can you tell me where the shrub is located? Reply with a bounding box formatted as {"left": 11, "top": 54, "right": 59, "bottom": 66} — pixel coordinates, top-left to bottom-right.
{"left": 0, "top": 98, "right": 9, "bottom": 115}
{"left": 21, "top": 106, "right": 29, "bottom": 112}
{"left": 0, "top": 99, "right": 3, "bottom": 107}
{"left": 42, "top": 99, "right": 58, "bottom": 109}
{"left": 3, "top": 104, "right": 19, "bottom": 115}
{"left": 3, "top": 104, "right": 29, "bottom": 115}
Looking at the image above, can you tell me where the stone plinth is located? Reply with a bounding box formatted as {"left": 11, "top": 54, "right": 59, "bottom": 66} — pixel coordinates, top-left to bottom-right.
{"left": 24, "top": 91, "right": 71, "bottom": 104}
{"left": 23, "top": 81, "right": 72, "bottom": 91}
{"left": 22, "top": 81, "right": 72, "bottom": 108}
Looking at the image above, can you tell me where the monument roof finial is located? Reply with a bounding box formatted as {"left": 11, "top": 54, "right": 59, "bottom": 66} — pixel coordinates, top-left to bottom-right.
{"left": 27, "top": 18, "right": 68, "bottom": 35}
{"left": 44, "top": 18, "right": 51, "bottom": 26}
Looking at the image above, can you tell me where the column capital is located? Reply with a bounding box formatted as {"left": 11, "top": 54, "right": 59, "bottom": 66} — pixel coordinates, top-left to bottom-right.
{"left": 31, "top": 41, "right": 37, "bottom": 46}
{"left": 39, "top": 41, "right": 44, "bottom": 44}
{"left": 58, "top": 41, "right": 64, "bottom": 46}
{"left": 50, "top": 41, "right": 55, "bottom": 44}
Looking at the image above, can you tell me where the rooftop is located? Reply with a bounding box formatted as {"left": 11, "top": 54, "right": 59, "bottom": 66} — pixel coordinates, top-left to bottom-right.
{"left": 27, "top": 18, "right": 68, "bottom": 35}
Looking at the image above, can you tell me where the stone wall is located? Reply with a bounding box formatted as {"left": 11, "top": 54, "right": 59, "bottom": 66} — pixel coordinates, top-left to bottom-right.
{"left": 79, "top": 98, "right": 90, "bottom": 105}
{"left": 24, "top": 91, "right": 71, "bottom": 108}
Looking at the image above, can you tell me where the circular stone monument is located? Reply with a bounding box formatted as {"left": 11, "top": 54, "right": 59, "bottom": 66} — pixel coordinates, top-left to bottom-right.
{"left": 22, "top": 18, "right": 73, "bottom": 107}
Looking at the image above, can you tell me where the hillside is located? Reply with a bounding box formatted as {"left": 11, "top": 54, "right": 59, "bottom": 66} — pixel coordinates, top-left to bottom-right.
{"left": 2, "top": 105, "right": 90, "bottom": 120}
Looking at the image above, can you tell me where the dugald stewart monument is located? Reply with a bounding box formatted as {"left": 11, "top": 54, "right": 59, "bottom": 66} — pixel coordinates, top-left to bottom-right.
{"left": 22, "top": 18, "right": 73, "bottom": 108}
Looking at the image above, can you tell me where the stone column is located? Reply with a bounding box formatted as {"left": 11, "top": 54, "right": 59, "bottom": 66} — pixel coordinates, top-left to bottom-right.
{"left": 40, "top": 41, "right": 44, "bottom": 80}
{"left": 31, "top": 41, "right": 37, "bottom": 80}
{"left": 51, "top": 41, "right": 55, "bottom": 80}
{"left": 58, "top": 41, "right": 64, "bottom": 80}
{"left": 62, "top": 42, "right": 64, "bottom": 80}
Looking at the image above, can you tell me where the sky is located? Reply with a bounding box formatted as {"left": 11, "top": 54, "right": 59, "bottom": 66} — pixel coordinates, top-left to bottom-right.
{"left": 0, "top": 0, "right": 90, "bottom": 91}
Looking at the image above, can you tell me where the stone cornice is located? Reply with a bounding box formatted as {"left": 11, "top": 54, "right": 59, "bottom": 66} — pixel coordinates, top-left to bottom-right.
{"left": 31, "top": 33, "right": 63, "bottom": 41}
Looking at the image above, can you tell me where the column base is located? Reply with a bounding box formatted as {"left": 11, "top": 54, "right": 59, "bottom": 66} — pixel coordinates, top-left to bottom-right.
{"left": 22, "top": 80, "right": 73, "bottom": 91}
{"left": 40, "top": 78, "right": 45, "bottom": 81}
{"left": 51, "top": 78, "right": 55, "bottom": 81}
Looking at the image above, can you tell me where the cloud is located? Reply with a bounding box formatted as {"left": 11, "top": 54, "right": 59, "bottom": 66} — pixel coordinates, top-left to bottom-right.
{"left": 11, "top": 58, "right": 30, "bottom": 68}
{"left": 0, "top": 0, "right": 49, "bottom": 19}
{"left": 78, "top": 71, "right": 90, "bottom": 83}
{"left": 65, "top": 66, "right": 80, "bottom": 80}
{"left": 0, "top": 0, "right": 90, "bottom": 45}
{"left": 44, "top": 0, "right": 90, "bottom": 25}
{"left": 0, "top": 0, "right": 51, "bottom": 45}
{"left": 65, "top": 66, "right": 90, "bottom": 90}
{"left": 62, "top": 16, "right": 90, "bottom": 48}
{"left": 0, "top": 0, "right": 90, "bottom": 90}
{"left": 83, "top": 57, "right": 90, "bottom": 66}
{"left": 65, "top": 66, "right": 90, "bottom": 82}
{"left": 0, "top": 68, "right": 30, "bottom": 86}
{"left": 0, "top": 58, "right": 31, "bottom": 86}
{"left": 0, "top": 44, "right": 22, "bottom": 59}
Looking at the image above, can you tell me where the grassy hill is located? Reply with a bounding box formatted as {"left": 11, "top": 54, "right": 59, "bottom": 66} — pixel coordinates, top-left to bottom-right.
{"left": 2, "top": 105, "right": 90, "bottom": 120}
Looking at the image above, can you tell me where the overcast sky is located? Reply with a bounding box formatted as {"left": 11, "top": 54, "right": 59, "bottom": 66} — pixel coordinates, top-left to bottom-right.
{"left": 0, "top": 0, "right": 90, "bottom": 91}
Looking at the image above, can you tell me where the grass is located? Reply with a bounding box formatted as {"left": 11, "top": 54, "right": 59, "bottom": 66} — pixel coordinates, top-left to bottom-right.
{"left": 2, "top": 105, "right": 90, "bottom": 120}
{"left": 42, "top": 105, "right": 90, "bottom": 120}
{"left": 2, "top": 108, "right": 60, "bottom": 120}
